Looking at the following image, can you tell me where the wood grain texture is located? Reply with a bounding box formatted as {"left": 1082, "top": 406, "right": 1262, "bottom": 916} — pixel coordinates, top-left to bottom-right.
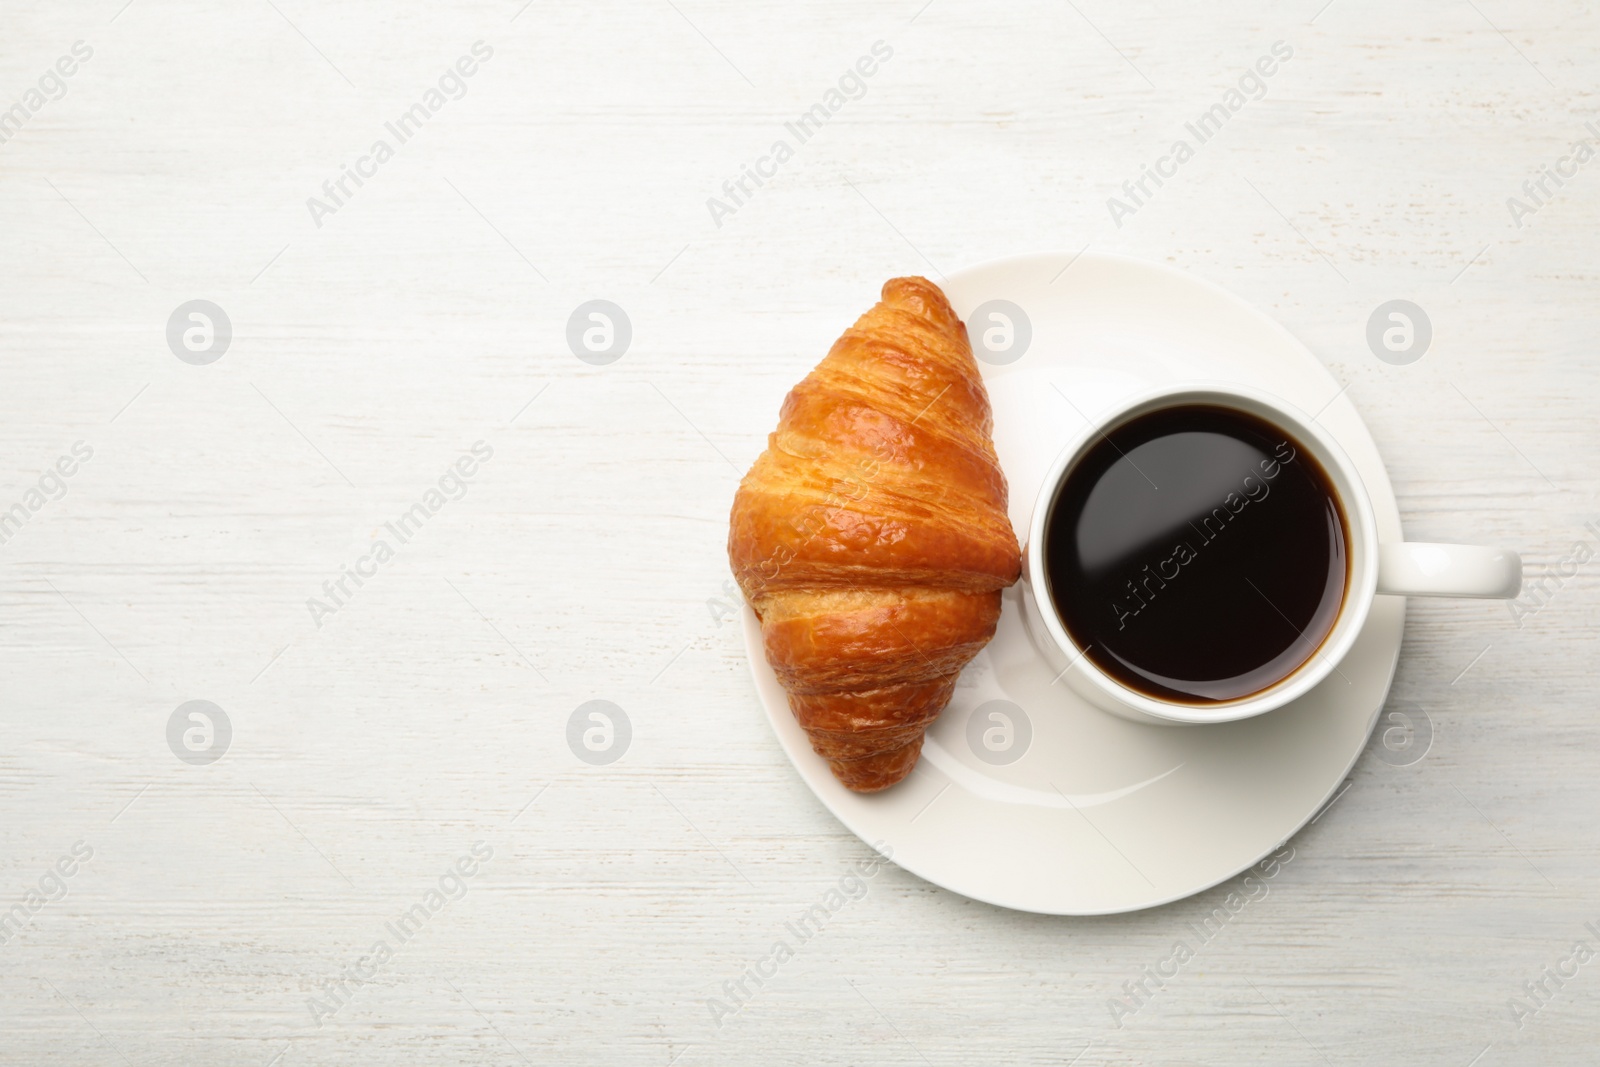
{"left": 0, "top": 0, "right": 1596, "bottom": 1064}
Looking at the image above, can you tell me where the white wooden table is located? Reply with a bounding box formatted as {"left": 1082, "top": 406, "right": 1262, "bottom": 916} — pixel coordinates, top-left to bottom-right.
{"left": 2, "top": 1, "right": 1597, "bottom": 1063}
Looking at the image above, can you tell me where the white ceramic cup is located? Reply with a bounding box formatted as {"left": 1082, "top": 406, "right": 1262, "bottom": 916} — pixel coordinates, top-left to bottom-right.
{"left": 1020, "top": 382, "right": 1522, "bottom": 726}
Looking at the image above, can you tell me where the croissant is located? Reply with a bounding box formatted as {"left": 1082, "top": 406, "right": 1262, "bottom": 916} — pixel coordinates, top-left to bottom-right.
{"left": 729, "top": 276, "right": 1021, "bottom": 792}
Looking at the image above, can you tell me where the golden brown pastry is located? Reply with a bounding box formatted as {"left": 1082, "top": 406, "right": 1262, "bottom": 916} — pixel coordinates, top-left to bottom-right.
{"left": 728, "top": 276, "right": 1021, "bottom": 792}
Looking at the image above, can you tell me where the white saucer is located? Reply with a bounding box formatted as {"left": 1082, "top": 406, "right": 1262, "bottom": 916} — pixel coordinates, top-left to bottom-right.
{"left": 741, "top": 252, "right": 1403, "bottom": 914}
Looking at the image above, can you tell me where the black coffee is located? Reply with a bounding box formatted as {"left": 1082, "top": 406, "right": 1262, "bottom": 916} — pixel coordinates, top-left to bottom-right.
{"left": 1044, "top": 404, "right": 1347, "bottom": 704}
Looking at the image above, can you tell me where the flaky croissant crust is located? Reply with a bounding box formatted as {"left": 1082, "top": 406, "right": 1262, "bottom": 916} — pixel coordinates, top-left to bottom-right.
{"left": 729, "top": 276, "right": 1021, "bottom": 792}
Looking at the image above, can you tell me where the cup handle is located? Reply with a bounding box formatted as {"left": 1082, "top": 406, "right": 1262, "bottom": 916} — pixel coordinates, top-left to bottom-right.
{"left": 1376, "top": 543, "right": 1522, "bottom": 599}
